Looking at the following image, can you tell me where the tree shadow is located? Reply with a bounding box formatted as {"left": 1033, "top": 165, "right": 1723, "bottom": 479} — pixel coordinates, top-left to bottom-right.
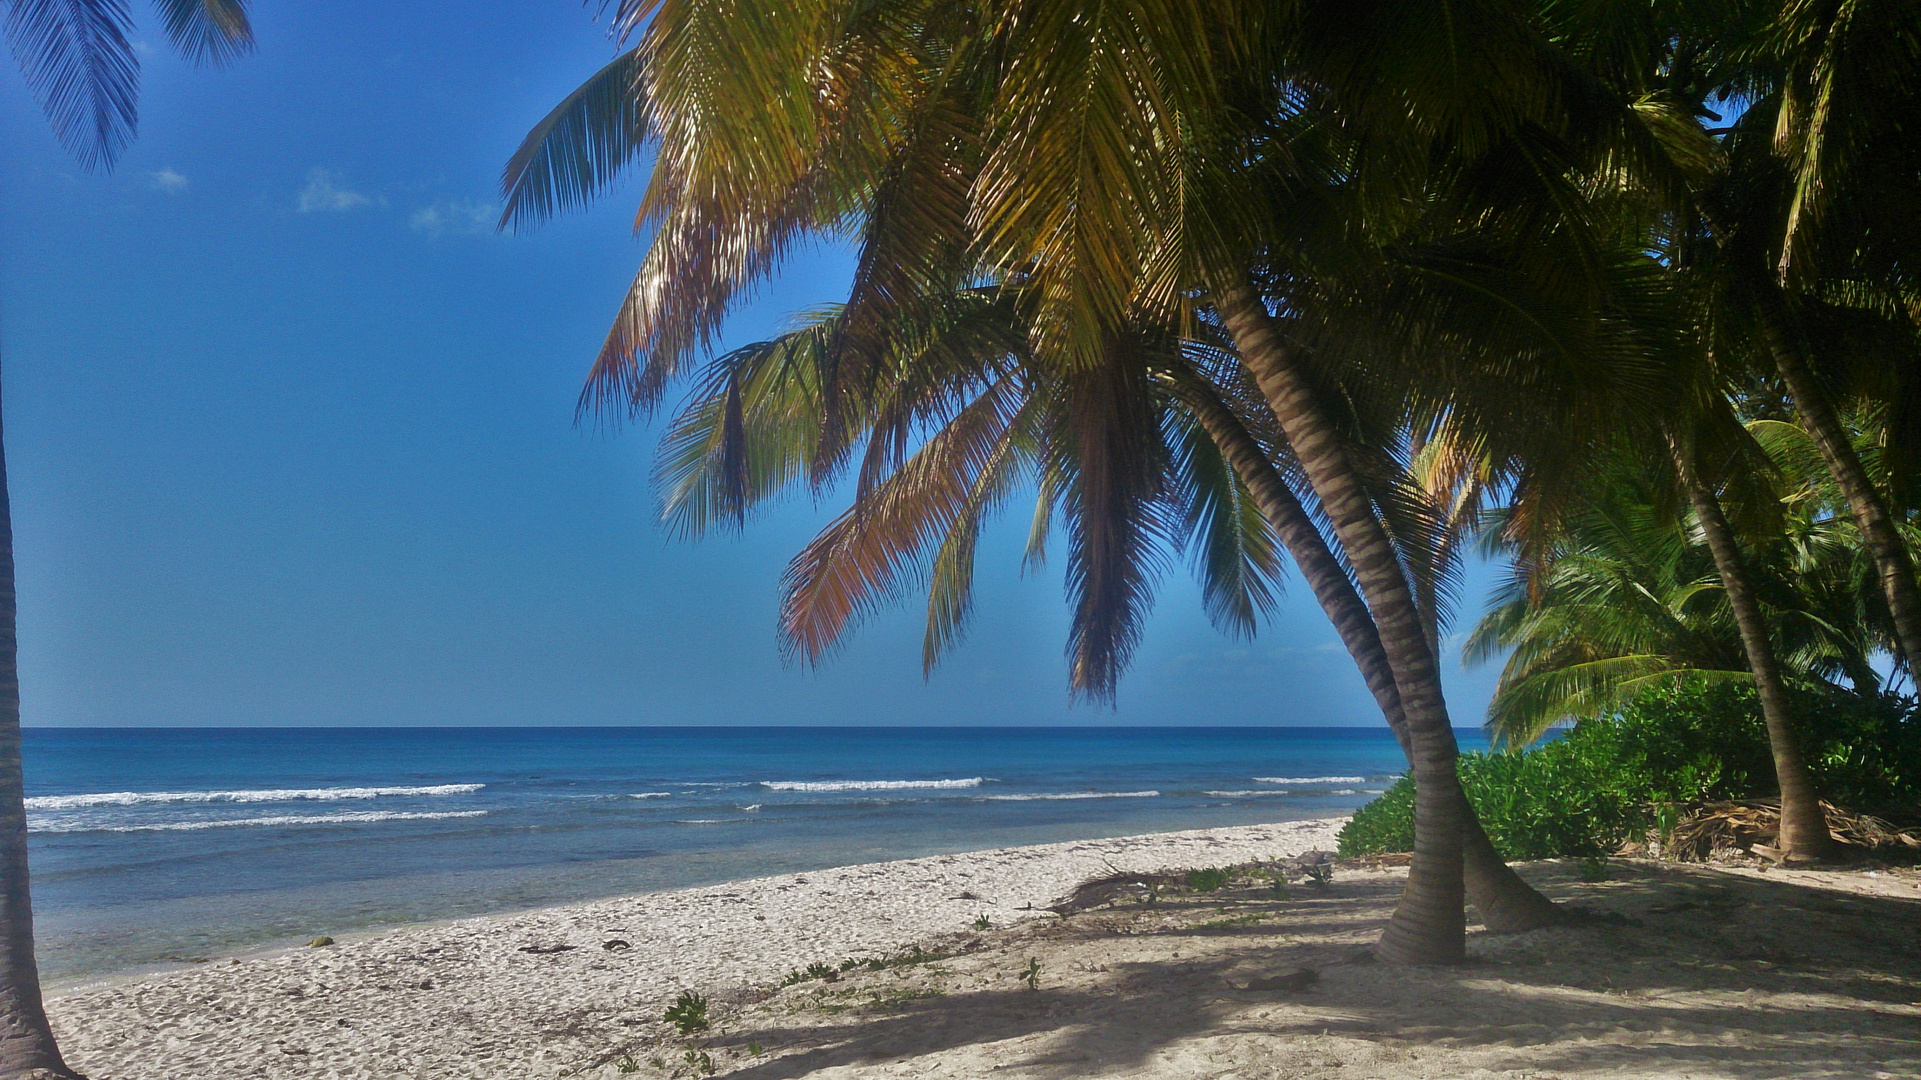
{"left": 705, "top": 860, "right": 1921, "bottom": 1078}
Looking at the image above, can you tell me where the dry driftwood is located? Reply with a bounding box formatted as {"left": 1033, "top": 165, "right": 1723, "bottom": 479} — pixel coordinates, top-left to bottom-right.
{"left": 1657, "top": 800, "right": 1921, "bottom": 863}
{"left": 1047, "top": 852, "right": 1338, "bottom": 915}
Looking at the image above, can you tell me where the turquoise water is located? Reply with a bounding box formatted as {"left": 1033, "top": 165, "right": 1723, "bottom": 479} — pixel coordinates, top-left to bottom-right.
{"left": 23, "top": 726, "right": 1476, "bottom": 983}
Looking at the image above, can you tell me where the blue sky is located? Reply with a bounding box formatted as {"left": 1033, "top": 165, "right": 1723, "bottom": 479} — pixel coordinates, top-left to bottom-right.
{"left": 0, "top": 0, "right": 1505, "bottom": 727}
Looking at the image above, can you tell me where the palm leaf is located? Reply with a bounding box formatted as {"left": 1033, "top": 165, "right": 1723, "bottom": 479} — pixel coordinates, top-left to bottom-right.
{"left": 500, "top": 47, "right": 648, "bottom": 232}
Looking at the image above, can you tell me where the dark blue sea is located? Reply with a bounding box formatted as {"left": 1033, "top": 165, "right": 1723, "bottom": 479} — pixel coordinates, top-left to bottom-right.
{"left": 24, "top": 726, "right": 1479, "bottom": 984}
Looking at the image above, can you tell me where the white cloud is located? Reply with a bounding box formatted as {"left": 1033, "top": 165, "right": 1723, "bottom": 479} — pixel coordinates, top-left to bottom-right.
{"left": 298, "top": 169, "right": 373, "bottom": 213}
{"left": 409, "top": 198, "right": 497, "bottom": 238}
{"left": 149, "top": 168, "right": 188, "bottom": 193}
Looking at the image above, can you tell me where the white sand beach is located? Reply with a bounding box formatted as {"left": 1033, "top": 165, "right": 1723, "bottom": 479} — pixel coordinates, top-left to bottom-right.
{"left": 46, "top": 817, "right": 1921, "bottom": 1080}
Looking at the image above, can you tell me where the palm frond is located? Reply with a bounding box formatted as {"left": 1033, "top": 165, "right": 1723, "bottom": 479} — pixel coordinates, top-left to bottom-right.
{"left": 150, "top": 0, "right": 249, "bottom": 67}
{"left": 500, "top": 47, "right": 648, "bottom": 232}
{"left": 5, "top": 0, "right": 138, "bottom": 169}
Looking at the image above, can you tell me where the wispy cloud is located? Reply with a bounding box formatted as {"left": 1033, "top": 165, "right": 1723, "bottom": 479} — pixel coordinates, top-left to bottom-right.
{"left": 149, "top": 167, "right": 188, "bottom": 193}
{"left": 409, "top": 199, "right": 497, "bottom": 238}
{"left": 298, "top": 169, "right": 373, "bottom": 213}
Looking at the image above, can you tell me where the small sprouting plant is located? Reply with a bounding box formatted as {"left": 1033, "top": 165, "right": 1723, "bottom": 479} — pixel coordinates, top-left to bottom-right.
{"left": 804, "top": 961, "right": 835, "bottom": 980}
{"left": 615, "top": 1053, "right": 640, "bottom": 1074}
{"left": 1186, "top": 867, "right": 1231, "bottom": 892}
{"left": 1020, "top": 957, "right": 1042, "bottom": 990}
{"left": 664, "top": 990, "right": 710, "bottom": 1034}
{"left": 747, "top": 1041, "right": 763, "bottom": 1056}
{"left": 973, "top": 914, "right": 992, "bottom": 931}
{"left": 1580, "top": 856, "right": 1611, "bottom": 883}
{"left": 864, "top": 957, "right": 886, "bottom": 971}
{"left": 647, "top": 1057, "right": 665, "bottom": 1070}
{"left": 839, "top": 957, "right": 860, "bottom": 972}
{"left": 682, "top": 1048, "right": 714, "bottom": 1076}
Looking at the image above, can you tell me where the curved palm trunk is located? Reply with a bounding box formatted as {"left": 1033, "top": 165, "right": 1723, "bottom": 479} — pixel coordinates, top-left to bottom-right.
{"left": 1217, "top": 282, "right": 1465, "bottom": 963}
{"left": 1755, "top": 292, "right": 1921, "bottom": 681}
{"left": 0, "top": 382, "right": 79, "bottom": 1079}
{"left": 1180, "top": 380, "right": 1561, "bottom": 932}
{"left": 1674, "top": 440, "right": 1837, "bottom": 861}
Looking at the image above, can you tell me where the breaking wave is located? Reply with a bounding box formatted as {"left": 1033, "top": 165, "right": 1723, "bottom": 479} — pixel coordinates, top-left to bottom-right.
{"left": 33, "top": 810, "right": 489, "bottom": 833}
{"left": 980, "top": 791, "right": 1159, "bottom": 801}
{"left": 1250, "top": 776, "right": 1366, "bottom": 785}
{"left": 25, "top": 784, "right": 485, "bottom": 810}
{"left": 760, "top": 778, "right": 984, "bottom": 792}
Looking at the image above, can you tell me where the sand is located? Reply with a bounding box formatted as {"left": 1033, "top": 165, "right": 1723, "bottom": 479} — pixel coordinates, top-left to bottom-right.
{"left": 47, "top": 818, "right": 1921, "bottom": 1080}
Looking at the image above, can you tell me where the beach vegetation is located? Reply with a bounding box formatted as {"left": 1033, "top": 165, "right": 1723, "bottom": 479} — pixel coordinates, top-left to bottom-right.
{"left": 615, "top": 1053, "right": 640, "bottom": 1073}
{"left": 663, "top": 990, "right": 709, "bottom": 1035}
{"left": 680, "top": 1048, "right": 713, "bottom": 1076}
{"left": 1185, "top": 868, "right": 1232, "bottom": 893}
{"left": 747, "top": 1042, "right": 762, "bottom": 1057}
{"left": 973, "top": 914, "right": 992, "bottom": 931}
{"left": 1020, "top": 958, "right": 1041, "bottom": 991}
{"left": 1341, "top": 681, "right": 1921, "bottom": 859}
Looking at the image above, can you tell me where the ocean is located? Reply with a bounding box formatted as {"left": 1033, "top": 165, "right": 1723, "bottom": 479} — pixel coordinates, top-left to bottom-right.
{"left": 23, "top": 726, "right": 1481, "bottom": 985}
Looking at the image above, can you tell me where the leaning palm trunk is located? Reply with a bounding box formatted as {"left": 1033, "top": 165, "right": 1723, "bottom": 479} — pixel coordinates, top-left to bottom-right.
{"left": 0, "top": 386, "right": 78, "bottom": 1080}
{"left": 1218, "top": 282, "right": 1465, "bottom": 963}
{"left": 1754, "top": 292, "right": 1921, "bottom": 681}
{"left": 1178, "top": 379, "right": 1561, "bottom": 932}
{"left": 1673, "top": 440, "right": 1836, "bottom": 861}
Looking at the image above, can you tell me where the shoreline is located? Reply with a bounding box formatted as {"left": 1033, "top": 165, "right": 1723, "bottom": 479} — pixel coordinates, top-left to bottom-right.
{"left": 48, "top": 817, "right": 1347, "bottom": 1079}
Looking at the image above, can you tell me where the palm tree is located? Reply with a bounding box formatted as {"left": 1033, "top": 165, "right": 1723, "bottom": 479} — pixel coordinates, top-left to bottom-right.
{"left": 1668, "top": 0, "right": 1921, "bottom": 682}
{"left": 652, "top": 284, "right": 1563, "bottom": 932}
{"left": 2, "top": 2, "right": 252, "bottom": 1074}
{"left": 1469, "top": 428, "right": 1895, "bottom": 856}
{"left": 508, "top": 0, "right": 1789, "bottom": 961}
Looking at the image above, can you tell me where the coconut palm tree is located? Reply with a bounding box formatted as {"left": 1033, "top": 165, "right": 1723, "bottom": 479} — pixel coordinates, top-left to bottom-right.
{"left": 2, "top": 1, "right": 252, "bottom": 1074}
{"left": 503, "top": 0, "right": 1663, "bottom": 963}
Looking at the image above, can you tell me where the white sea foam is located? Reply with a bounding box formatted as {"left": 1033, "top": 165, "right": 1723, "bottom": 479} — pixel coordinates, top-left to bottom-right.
{"left": 628, "top": 792, "right": 672, "bottom": 799}
{"left": 33, "top": 810, "right": 489, "bottom": 833}
{"left": 25, "top": 784, "right": 485, "bottom": 810}
{"left": 980, "top": 791, "right": 1159, "bottom": 801}
{"left": 1250, "top": 776, "right": 1366, "bottom": 785}
{"left": 1203, "top": 790, "right": 1285, "bottom": 797}
{"left": 1328, "top": 789, "right": 1358, "bottom": 795}
{"left": 741, "top": 804, "right": 763, "bottom": 812}
{"left": 760, "top": 778, "right": 984, "bottom": 792}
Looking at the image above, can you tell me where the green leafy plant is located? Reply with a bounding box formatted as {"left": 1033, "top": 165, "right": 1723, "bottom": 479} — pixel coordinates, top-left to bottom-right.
{"left": 1340, "top": 680, "right": 1921, "bottom": 860}
{"left": 663, "top": 990, "right": 709, "bottom": 1035}
{"left": 973, "top": 914, "right": 992, "bottom": 931}
{"left": 615, "top": 1053, "right": 640, "bottom": 1074}
{"left": 1185, "top": 868, "right": 1231, "bottom": 892}
{"left": 682, "top": 1048, "right": 713, "bottom": 1076}
{"left": 747, "top": 1041, "right": 763, "bottom": 1056}
{"left": 1020, "top": 957, "right": 1041, "bottom": 990}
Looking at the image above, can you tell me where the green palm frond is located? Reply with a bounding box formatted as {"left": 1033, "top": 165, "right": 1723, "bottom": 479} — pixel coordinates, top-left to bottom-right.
{"left": 500, "top": 47, "right": 648, "bottom": 232}
{"left": 151, "top": 0, "right": 250, "bottom": 67}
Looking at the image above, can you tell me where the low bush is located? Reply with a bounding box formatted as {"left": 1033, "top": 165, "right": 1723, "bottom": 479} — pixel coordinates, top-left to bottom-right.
{"left": 1338, "top": 680, "right": 1920, "bottom": 859}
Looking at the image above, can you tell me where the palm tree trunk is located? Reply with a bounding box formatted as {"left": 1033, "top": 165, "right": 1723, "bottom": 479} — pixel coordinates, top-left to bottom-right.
{"left": 1672, "top": 438, "right": 1837, "bottom": 861}
{"left": 1755, "top": 292, "right": 1921, "bottom": 681}
{"left": 1217, "top": 281, "right": 1465, "bottom": 964}
{"left": 1178, "top": 378, "right": 1561, "bottom": 932}
{"left": 0, "top": 378, "right": 80, "bottom": 1079}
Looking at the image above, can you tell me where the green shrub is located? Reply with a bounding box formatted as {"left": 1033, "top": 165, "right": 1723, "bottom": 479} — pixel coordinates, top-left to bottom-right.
{"left": 1185, "top": 867, "right": 1231, "bottom": 892}
{"left": 1338, "top": 679, "right": 1920, "bottom": 859}
{"left": 664, "top": 990, "right": 709, "bottom": 1034}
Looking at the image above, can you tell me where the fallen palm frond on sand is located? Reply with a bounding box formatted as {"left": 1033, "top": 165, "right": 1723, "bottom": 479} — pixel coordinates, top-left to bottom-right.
{"left": 1651, "top": 800, "right": 1921, "bottom": 863}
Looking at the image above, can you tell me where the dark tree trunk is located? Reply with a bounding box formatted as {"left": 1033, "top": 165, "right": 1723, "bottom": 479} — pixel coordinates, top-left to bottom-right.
{"left": 1674, "top": 439, "right": 1837, "bottom": 861}
{"left": 1218, "top": 282, "right": 1465, "bottom": 964}
{"left": 0, "top": 374, "right": 81, "bottom": 1079}
{"left": 1177, "top": 377, "right": 1561, "bottom": 932}
{"left": 1755, "top": 292, "right": 1921, "bottom": 682}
